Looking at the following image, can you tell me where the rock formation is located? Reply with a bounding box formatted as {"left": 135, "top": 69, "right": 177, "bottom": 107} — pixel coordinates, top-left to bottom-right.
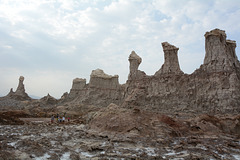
{"left": 155, "top": 42, "right": 183, "bottom": 75}
{"left": 1, "top": 29, "right": 240, "bottom": 114}
{"left": 89, "top": 69, "right": 119, "bottom": 89}
{"left": 6, "top": 76, "right": 31, "bottom": 100}
{"left": 68, "top": 78, "right": 87, "bottom": 99}
{"left": 128, "top": 51, "right": 146, "bottom": 80}
{"left": 61, "top": 69, "right": 124, "bottom": 107}
{"left": 40, "top": 93, "right": 58, "bottom": 105}
{"left": 203, "top": 29, "right": 240, "bottom": 72}
{"left": 123, "top": 29, "right": 240, "bottom": 113}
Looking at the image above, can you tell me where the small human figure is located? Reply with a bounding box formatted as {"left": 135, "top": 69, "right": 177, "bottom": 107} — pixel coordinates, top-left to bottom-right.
{"left": 51, "top": 115, "right": 54, "bottom": 123}
{"left": 62, "top": 116, "right": 65, "bottom": 123}
{"left": 67, "top": 117, "right": 70, "bottom": 122}
{"left": 56, "top": 113, "right": 59, "bottom": 122}
{"left": 59, "top": 117, "right": 62, "bottom": 123}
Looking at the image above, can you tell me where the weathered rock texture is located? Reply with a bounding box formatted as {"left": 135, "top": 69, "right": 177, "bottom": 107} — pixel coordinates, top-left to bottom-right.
{"left": 128, "top": 51, "right": 146, "bottom": 80}
{"left": 89, "top": 69, "right": 119, "bottom": 89}
{"left": 68, "top": 78, "right": 87, "bottom": 99}
{"left": 123, "top": 29, "right": 240, "bottom": 113}
{"left": 203, "top": 29, "right": 240, "bottom": 72}
{"left": 40, "top": 93, "right": 58, "bottom": 105}
{"left": 1, "top": 29, "right": 240, "bottom": 114}
{"left": 6, "top": 76, "right": 31, "bottom": 100}
{"left": 62, "top": 69, "right": 124, "bottom": 107}
{"left": 155, "top": 42, "right": 183, "bottom": 75}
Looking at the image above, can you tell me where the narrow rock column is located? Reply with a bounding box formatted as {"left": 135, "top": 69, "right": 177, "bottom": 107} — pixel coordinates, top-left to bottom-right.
{"left": 128, "top": 51, "right": 142, "bottom": 80}
{"left": 15, "top": 76, "right": 26, "bottom": 95}
{"left": 155, "top": 42, "right": 183, "bottom": 75}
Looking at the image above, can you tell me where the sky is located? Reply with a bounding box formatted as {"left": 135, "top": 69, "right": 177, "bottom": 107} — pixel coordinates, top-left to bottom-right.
{"left": 1, "top": 0, "right": 240, "bottom": 98}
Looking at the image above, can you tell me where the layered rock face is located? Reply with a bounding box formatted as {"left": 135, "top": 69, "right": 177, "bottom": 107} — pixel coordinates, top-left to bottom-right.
{"left": 6, "top": 76, "right": 31, "bottom": 100}
{"left": 63, "top": 69, "right": 124, "bottom": 107}
{"left": 68, "top": 78, "right": 87, "bottom": 99}
{"left": 89, "top": 69, "right": 119, "bottom": 89}
{"left": 123, "top": 29, "right": 240, "bottom": 113}
{"left": 203, "top": 29, "right": 240, "bottom": 72}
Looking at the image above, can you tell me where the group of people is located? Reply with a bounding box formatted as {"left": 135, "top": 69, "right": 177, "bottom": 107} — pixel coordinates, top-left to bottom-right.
{"left": 51, "top": 113, "right": 70, "bottom": 123}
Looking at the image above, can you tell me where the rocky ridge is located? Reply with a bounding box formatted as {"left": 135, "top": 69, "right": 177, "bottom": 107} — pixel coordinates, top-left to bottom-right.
{"left": 124, "top": 28, "right": 240, "bottom": 113}
{"left": 1, "top": 29, "right": 240, "bottom": 114}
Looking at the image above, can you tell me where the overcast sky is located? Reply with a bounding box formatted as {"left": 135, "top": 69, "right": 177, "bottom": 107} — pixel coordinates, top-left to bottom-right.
{"left": 1, "top": 0, "right": 240, "bottom": 98}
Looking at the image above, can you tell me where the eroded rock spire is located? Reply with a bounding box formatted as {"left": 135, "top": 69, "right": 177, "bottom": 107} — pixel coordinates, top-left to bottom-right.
{"left": 15, "top": 76, "right": 25, "bottom": 95}
{"left": 155, "top": 42, "right": 183, "bottom": 76}
{"left": 6, "top": 76, "right": 31, "bottom": 100}
{"left": 128, "top": 51, "right": 146, "bottom": 80}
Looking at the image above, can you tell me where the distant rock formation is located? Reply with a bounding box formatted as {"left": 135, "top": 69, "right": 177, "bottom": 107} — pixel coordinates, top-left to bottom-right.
{"left": 6, "top": 76, "right": 31, "bottom": 100}
{"left": 40, "top": 93, "right": 58, "bottom": 105}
